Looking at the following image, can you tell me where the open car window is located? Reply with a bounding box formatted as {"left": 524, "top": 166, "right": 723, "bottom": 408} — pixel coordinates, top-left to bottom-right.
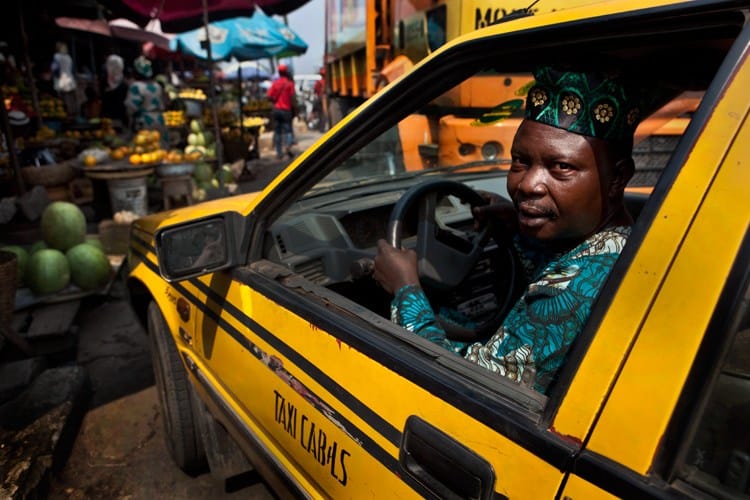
{"left": 256, "top": 6, "right": 744, "bottom": 410}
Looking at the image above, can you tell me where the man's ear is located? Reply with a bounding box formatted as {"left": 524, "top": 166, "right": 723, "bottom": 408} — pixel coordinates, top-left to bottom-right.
{"left": 609, "top": 157, "right": 634, "bottom": 198}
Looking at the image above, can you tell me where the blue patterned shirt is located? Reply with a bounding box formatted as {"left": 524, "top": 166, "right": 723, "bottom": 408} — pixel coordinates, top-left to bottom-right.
{"left": 391, "top": 226, "right": 630, "bottom": 394}
{"left": 125, "top": 81, "right": 166, "bottom": 131}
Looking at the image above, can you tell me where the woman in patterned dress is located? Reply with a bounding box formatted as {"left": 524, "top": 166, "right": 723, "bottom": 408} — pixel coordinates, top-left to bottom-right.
{"left": 124, "top": 56, "right": 166, "bottom": 135}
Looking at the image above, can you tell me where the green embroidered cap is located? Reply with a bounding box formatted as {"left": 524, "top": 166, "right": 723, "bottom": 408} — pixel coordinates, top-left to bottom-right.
{"left": 524, "top": 65, "right": 649, "bottom": 143}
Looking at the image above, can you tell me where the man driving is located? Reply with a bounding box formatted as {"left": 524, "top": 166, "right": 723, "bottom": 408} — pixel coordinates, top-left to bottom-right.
{"left": 374, "top": 65, "right": 656, "bottom": 393}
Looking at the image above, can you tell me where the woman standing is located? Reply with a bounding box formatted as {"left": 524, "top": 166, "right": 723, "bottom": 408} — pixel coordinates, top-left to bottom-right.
{"left": 124, "top": 56, "right": 165, "bottom": 133}
{"left": 51, "top": 42, "right": 77, "bottom": 118}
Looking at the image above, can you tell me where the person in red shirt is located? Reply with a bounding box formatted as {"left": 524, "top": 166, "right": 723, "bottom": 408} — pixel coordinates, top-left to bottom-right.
{"left": 266, "top": 64, "right": 296, "bottom": 159}
{"left": 312, "top": 68, "right": 328, "bottom": 132}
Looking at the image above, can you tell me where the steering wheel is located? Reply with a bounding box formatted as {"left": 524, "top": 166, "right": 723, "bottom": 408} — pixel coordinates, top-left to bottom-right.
{"left": 386, "top": 179, "right": 520, "bottom": 342}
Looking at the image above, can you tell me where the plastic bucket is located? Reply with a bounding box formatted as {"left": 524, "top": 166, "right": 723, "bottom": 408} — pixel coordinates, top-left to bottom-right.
{"left": 107, "top": 176, "right": 148, "bottom": 216}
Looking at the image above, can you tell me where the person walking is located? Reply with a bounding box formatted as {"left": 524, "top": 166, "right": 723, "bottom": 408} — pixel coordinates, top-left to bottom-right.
{"left": 266, "top": 64, "right": 296, "bottom": 160}
{"left": 312, "top": 67, "right": 328, "bottom": 132}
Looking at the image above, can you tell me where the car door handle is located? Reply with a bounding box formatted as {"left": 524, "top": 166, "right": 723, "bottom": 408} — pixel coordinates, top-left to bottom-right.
{"left": 399, "top": 415, "right": 497, "bottom": 500}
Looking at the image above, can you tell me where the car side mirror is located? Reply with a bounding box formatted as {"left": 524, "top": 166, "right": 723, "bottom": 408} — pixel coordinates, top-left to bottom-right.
{"left": 155, "top": 212, "right": 247, "bottom": 282}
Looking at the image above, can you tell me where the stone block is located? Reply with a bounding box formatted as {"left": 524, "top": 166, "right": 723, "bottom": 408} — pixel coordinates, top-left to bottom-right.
{"left": 0, "top": 366, "right": 89, "bottom": 499}
{"left": 0, "top": 197, "right": 16, "bottom": 224}
{"left": 16, "top": 186, "right": 49, "bottom": 222}
{"left": 0, "top": 357, "right": 47, "bottom": 404}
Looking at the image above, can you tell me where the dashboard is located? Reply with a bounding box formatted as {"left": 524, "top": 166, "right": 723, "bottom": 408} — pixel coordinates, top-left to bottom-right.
{"left": 264, "top": 175, "right": 511, "bottom": 288}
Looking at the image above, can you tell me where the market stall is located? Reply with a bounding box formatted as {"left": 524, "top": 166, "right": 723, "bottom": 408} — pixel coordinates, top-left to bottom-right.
{"left": 169, "top": 11, "right": 307, "bottom": 162}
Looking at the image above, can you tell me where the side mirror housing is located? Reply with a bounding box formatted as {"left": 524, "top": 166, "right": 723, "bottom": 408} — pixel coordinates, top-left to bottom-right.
{"left": 155, "top": 212, "right": 248, "bottom": 282}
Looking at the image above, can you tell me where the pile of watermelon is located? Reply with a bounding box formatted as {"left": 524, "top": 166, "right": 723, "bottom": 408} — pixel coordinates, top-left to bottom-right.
{"left": 1, "top": 201, "right": 112, "bottom": 296}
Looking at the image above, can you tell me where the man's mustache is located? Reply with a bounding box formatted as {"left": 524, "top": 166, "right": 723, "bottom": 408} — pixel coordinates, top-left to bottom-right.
{"left": 514, "top": 198, "right": 558, "bottom": 219}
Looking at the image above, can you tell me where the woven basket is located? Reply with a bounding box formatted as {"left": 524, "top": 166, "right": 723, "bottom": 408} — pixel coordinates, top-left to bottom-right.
{"left": 21, "top": 162, "right": 75, "bottom": 187}
{"left": 0, "top": 250, "right": 18, "bottom": 324}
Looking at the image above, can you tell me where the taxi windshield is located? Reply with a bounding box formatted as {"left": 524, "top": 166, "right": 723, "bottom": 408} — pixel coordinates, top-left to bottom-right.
{"left": 305, "top": 67, "right": 697, "bottom": 198}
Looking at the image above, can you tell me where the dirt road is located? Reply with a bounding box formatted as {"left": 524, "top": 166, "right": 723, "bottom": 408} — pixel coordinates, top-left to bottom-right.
{"left": 46, "top": 298, "right": 274, "bottom": 499}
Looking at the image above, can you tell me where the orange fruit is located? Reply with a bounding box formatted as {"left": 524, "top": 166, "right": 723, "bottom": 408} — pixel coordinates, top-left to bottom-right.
{"left": 128, "top": 154, "right": 141, "bottom": 165}
{"left": 83, "top": 155, "right": 97, "bottom": 167}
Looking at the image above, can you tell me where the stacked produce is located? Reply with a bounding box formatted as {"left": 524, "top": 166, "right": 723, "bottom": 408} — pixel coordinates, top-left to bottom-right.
{"left": 1, "top": 202, "right": 111, "bottom": 295}
{"left": 163, "top": 110, "right": 186, "bottom": 128}
{"left": 79, "top": 146, "right": 112, "bottom": 167}
{"left": 33, "top": 125, "right": 57, "bottom": 141}
{"left": 191, "top": 162, "right": 238, "bottom": 202}
{"left": 128, "top": 129, "right": 167, "bottom": 165}
{"left": 178, "top": 88, "right": 207, "bottom": 101}
{"left": 242, "top": 98, "right": 272, "bottom": 114}
{"left": 39, "top": 95, "right": 66, "bottom": 119}
{"left": 184, "top": 119, "right": 216, "bottom": 160}
{"left": 62, "top": 118, "right": 116, "bottom": 140}
{"left": 242, "top": 116, "right": 266, "bottom": 129}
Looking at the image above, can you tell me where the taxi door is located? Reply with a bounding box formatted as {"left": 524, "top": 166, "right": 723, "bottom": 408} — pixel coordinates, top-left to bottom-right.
{"left": 194, "top": 262, "right": 576, "bottom": 498}
{"left": 557, "top": 26, "right": 750, "bottom": 499}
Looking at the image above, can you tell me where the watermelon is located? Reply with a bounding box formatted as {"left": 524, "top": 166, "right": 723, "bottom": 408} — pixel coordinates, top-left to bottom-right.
{"left": 0, "top": 245, "right": 29, "bottom": 284}
{"left": 193, "top": 162, "right": 214, "bottom": 183}
{"left": 216, "top": 165, "right": 234, "bottom": 184}
{"left": 30, "top": 241, "right": 48, "bottom": 254}
{"left": 66, "top": 243, "right": 110, "bottom": 290}
{"left": 84, "top": 235, "right": 105, "bottom": 252}
{"left": 41, "top": 201, "right": 86, "bottom": 251}
{"left": 27, "top": 249, "right": 70, "bottom": 295}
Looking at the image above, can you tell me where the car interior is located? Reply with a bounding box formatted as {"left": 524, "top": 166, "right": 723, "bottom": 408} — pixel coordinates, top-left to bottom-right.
{"left": 252, "top": 5, "right": 745, "bottom": 400}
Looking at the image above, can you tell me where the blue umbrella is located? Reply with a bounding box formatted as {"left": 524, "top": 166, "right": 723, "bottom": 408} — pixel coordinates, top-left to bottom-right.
{"left": 170, "top": 10, "right": 307, "bottom": 61}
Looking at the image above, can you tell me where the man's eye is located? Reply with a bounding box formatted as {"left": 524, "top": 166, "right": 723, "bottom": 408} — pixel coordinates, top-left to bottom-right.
{"left": 510, "top": 157, "right": 526, "bottom": 169}
{"left": 555, "top": 162, "right": 574, "bottom": 171}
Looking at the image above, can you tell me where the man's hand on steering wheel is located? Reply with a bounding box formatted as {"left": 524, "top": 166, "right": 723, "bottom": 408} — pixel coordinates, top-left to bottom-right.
{"left": 373, "top": 240, "right": 419, "bottom": 295}
{"left": 374, "top": 180, "right": 522, "bottom": 342}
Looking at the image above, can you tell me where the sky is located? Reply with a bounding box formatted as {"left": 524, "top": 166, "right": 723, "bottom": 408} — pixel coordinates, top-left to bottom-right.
{"left": 283, "top": 0, "right": 325, "bottom": 75}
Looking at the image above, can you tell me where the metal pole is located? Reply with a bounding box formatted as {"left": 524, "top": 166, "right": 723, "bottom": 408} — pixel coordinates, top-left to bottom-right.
{"left": 0, "top": 85, "right": 26, "bottom": 194}
{"left": 237, "top": 65, "right": 244, "bottom": 137}
{"left": 202, "top": 0, "right": 225, "bottom": 189}
{"left": 17, "top": 1, "right": 41, "bottom": 129}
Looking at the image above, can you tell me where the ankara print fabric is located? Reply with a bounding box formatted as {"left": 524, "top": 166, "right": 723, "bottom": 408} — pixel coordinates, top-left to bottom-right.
{"left": 391, "top": 226, "right": 630, "bottom": 394}
{"left": 125, "top": 81, "right": 166, "bottom": 130}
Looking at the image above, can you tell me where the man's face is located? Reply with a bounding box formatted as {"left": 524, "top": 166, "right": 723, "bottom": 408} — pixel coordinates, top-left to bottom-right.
{"left": 507, "top": 120, "right": 615, "bottom": 247}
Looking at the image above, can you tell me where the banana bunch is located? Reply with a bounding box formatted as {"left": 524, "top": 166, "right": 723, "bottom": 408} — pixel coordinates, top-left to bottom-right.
{"left": 242, "top": 116, "right": 267, "bottom": 128}
{"left": 178, "top": 88, "right": 207, "bottom": 101}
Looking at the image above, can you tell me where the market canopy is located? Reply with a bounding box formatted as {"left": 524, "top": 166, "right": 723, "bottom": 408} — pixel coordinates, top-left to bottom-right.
{"left": 109, "top": 19, "right": 173, "bottom": 49}
{"left": 170, "top": 11, "right": 307, "bottom": 62}
{"left": 54, "top": 16, "right": 172, "bottom": 49}
{"left": 114, "top": 0, "right": 310, "bottom": 32}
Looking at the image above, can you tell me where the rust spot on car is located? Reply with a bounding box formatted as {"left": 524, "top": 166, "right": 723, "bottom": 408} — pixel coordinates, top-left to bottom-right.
{"left": 309, "top": 323, "right": 320, "bottom": 331}
{"left": 177, "top": 297, "right": 190, "bottom": 322}
{"left": 549, "top": 425, "right": 583, "bottom": 446}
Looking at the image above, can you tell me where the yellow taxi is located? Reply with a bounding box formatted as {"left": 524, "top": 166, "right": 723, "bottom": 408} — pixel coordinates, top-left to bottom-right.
{"left": 127, "top": 0, "right": 750, "bottom": 497}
